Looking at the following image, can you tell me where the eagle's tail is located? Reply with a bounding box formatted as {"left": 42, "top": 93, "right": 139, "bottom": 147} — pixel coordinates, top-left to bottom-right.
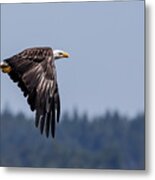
{"left": 0, "top": 61, "right": 12, "bottom": 73}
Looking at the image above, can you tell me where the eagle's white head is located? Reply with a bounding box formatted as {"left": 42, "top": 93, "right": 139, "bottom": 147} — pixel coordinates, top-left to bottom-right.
{"left": 53, "top": 50, "right": 70, "bottom": 60}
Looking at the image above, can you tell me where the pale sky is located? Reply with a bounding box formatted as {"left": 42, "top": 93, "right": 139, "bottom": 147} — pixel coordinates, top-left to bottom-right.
{"left": 0, "top": 1, "right": 144, "bottom": 118}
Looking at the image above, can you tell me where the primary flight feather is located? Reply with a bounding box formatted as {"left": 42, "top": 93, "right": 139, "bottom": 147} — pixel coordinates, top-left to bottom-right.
{"left": 0, "top": 47, "right": 70, "bottom": 138}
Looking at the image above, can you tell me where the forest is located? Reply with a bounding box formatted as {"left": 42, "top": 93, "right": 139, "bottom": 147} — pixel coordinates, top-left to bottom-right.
{"left": 0, "top": 109, "right": 145, "bottom": 169}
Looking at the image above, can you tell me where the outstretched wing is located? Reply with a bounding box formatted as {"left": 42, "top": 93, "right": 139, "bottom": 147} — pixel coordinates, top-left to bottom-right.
{"left": 4, "top": 47, "right": 60, "bottom": 137}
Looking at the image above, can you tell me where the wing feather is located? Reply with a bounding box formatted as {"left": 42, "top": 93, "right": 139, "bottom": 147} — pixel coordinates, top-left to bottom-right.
{"left": 55, "top": 91, "right": 60, "bottom": 123}
{"left": 51, "top": 97, "right": 56, "bottom": 137}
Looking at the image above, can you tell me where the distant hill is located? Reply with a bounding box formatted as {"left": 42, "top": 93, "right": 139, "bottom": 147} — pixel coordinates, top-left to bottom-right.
{"left": 0, "top": 110, "right": 145, "bottom": 169}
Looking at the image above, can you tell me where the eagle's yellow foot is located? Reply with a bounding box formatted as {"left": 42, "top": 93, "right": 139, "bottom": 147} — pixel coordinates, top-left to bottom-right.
{"left": 0, "top": 61, "right": 12, "bottom": 73}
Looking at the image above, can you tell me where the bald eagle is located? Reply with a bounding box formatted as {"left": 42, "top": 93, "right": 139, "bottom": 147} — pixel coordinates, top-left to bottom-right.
{"left": 0, "top": 47, "right": 70, "bottom": 138}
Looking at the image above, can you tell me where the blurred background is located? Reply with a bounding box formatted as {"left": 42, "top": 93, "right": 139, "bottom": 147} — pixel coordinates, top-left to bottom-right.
{"left": 0, "top": 1, "right": 144, "bottom": 169}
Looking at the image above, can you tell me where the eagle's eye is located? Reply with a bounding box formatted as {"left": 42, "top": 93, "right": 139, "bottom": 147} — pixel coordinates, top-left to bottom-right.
{"left": 59, "top": 52, "right": 63, "bottom": 56}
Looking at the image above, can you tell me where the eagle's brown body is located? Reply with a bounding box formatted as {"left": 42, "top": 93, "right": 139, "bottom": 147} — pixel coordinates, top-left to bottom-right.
{"left": 0, "top": 47, "right": 69, "bottom": 138}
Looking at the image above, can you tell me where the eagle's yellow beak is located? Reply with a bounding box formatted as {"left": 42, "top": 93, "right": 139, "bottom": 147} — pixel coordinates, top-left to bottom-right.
{"left": 62, "top": 52, "right": 70, "bottom": 58}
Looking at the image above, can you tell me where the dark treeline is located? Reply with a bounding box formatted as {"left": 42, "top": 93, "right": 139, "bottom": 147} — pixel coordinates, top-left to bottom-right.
{"left": 0, "top": 109, "right": 145, "bottom": 169}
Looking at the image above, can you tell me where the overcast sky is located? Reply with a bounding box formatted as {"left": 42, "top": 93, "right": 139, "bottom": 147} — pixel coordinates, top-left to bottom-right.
{"left": 0, "top": 1, "right": 144, "bottom": 118}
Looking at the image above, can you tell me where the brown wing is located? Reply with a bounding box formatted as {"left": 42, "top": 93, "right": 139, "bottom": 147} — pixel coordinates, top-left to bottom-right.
{"left": 4, "top": 47, "right": 60, "bottom": 138}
